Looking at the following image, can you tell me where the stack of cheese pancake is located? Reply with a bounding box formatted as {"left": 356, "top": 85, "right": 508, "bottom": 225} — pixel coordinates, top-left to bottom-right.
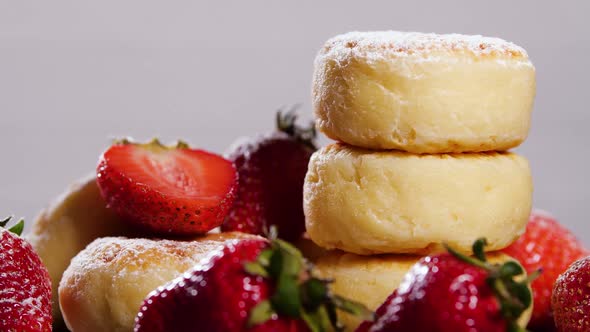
{"left": 305, "top": 31, "right": 536, "bottom": 329}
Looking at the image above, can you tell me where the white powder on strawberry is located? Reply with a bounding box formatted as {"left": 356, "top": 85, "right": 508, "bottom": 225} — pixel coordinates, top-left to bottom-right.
{"left": 0, "top": 227, "right": 53, "bottom": 331}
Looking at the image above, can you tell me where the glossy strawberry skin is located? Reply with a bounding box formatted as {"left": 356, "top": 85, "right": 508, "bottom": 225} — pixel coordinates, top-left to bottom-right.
{"left": 221, "top": 132, "right": 314, "bottom": 242}
{"left": 502, "top": 210, "right": 588, "bottom": 330}
{"left": 551, "top": 256, "right": 590, "bottom": 332}
{"left": 356, "top": 254, "right": 506, "bottom": 332}
{"left": 97, "top": 143, "right": 238, "bottom": 236}
{"left": 0, "top": 228, "right": 52, "bottom": 331}
{"left": 134, "top": 238, "right": 310, "bottom": 332}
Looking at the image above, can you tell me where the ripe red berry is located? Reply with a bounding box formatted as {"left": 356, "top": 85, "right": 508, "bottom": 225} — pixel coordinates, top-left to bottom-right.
{"left": 221, "top": 110, "right": 316, "bottom": 242}
{"left": 552, "top": 256, "right": 590, "bottom": 332}
{"left": 0, "top": 217, "right": 52, "bottom": 331}
{"left": 135, "top": 236, "right": 371, "bottom": 332}
{"left": 97, "top": 139, "right": 237, "bottom": 236}
{"left": 358, "top": 239, "right": 535, "bottom": 332}
{"left": 502, "top": 209, "right": 588, "bottom": 330}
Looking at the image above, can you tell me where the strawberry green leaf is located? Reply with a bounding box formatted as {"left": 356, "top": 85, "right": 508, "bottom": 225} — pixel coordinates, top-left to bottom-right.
{"left": 268, "top": 247, "right": 284, "bottom": 279}
{"left": 248, "top": 237, "right": 374, "bottom": 331}
{"left": 272, "top": 273, "right": 302, "bottom": 317}
{"left": 1, "top": 217, "right": 24, "bottom": 236}
{"left": 247, "top": 300, "right": 275, "bottom": 327}
{"left": 472, "top": 238, "right": 488, "bottom": 262}
{"left": 244, "top": 262, "right": 269, "bottom": 278}
{"left": 0, "top": 216, "right": 11, "bottom": 228}
{"left": 506, "top": 280, "right": 532, "bottom": 312}
{"left": 302, "top": 278, "right": 328, "bottom": 311}
{"left": 256, "top": 249, "right": 273, "bottom": 267}
{"left": 507, "top": 321, "right": 527, "bottom": 332}
{"left": 444, "top": 242, "right": 490, "bottom": 271}
{"left": 278, "top": 244, "right": 303, "bottom": 277}
{"left": 324, "top": 301, "right": 344, "bottom": 332}
{"left": 499, "top": 261, "right": 525, "bottom": 278}
{"left": 301, "top": 306, "right": 331, "bottom": 332}
{"left": 300, "top": 310, "right": 321, "bottom": 332}
{"left": 176, "top": 140, "right": 189, "bottom": 149}
{"left": 332, "top": 295, "right": 375, "bottom": 322}
{"left": 8, "top": 219, "right": 24, "bottom": 236}
{"left": 524, "top": 268, "right": 542, "bottom": 284}
{"left": 268, "top": 238, "right": 305, "bottom": 317}
{"left": 275, "top": 239, "right": 304, "bottom": 262}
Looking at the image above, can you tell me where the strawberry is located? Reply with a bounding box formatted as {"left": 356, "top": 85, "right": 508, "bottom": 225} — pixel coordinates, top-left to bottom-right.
{"left": 552, "top": 256, "right": 590, "bottom": 332}
{"left": 97, "top": 139, "right": 238, "bottom": 236}
{"left": 0, "top": 217, "right": 52, "bottom": 331}
{"left": 502, "top": 209, "right": 589, "bottom": 331}
{"left": 221, "top": 109, "right": 317, "bottom": 242}
{"left": 357, "top": 238, "right": 537, "bottom": 332}
{"left": 134, "top": 232, "right": 372, "bottom": 332}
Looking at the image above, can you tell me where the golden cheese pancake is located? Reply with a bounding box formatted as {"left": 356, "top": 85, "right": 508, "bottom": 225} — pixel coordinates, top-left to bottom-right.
{"left": 304, "top": 144, "right": 532, "bottom": 255}
{"left": 59, "top": 233, "right": 261, "bottom": 332}
{"left": 313, "top": 31, "right": 535, "bottom": 153}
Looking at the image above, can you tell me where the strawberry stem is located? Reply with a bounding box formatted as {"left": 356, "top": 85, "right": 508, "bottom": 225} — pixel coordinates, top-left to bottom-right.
{"left": 244, "top": 234, "right": 373, "bottom": 331}
{"left": 8, "top": 219, "right": 24, "bottom": 236}
{"left": 276, "top": 106, "right": 318, "bottom": 151}
{"left": 247, "top": 300, "right": 275, "bottom": 328}
{"left": 0, "top": 216, "right": 24, "bottom": 236}
{"left": 444, "top": 242, "right": 491, "bottom": 271}
{"left": 524, "top": 268, "right": 542, "bottom": 284}
{"left": 113, "top": 137, "right": 191, "bottom": 150}
{"left": 0, "top": 216, "right": 11, "bottom": 228}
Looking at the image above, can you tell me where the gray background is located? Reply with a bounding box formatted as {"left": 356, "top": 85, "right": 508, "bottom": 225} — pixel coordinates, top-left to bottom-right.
{"left": 1, "top": 1, "right": 588, "bottom": 241}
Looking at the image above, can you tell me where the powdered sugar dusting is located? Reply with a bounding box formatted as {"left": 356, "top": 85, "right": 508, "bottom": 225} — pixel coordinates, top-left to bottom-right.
{"left": 58, "top": 232, "right": 262, "bottom": 330}
{"left": 318, "top": 31, "right": 529, "bottom": 62}
{"left": 61, "top": 233, "right": 261, "bottom": 289}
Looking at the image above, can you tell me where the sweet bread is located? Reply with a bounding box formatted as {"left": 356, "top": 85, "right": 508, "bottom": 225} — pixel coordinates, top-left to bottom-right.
{"left": 25, "top": 175, "right": 132, "bottom": 324}
{"left": 315, "top": 251, "right": 418, "bottom": 330}
{"left": 59, "top": 232, "right": 260, "bottom": 332}
{"left": 313, "top": 31, "right": 536, "bottom": 153}
{"left": 304, "top": 144, "right": 533, "bottom": 254}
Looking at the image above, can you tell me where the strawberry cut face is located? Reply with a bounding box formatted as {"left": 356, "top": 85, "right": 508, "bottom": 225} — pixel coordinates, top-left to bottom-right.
{"left": 97, "top": 141, "right": 238, "bottom": 236}
{"left": 118, "top": 145, "right": 235, "bottom": 201}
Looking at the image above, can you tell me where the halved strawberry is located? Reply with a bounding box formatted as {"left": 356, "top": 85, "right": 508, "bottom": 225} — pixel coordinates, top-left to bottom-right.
{"left": 96, "top": 139, "right": 237, "bottom": 236}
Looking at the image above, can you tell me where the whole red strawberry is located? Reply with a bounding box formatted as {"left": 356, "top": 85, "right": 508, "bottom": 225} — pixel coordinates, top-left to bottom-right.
{"left": 552, "top": 256, "right": 590, "bottom": 331}
{"left": 221, "top": 109, "right": 317, "bottom": 242}
{"left": 134, "top": 235, "right": 371, "bottom": 332}
{"left": 357, "top": 239, "right": 535, "bottom": 332}
{"left": 502, "top": 209, "right": 588, "bottom": 331}
{"left": 0, "top": 217, "right": 52, "bottom": 331}
{"left": 97, "top": 139, "right": 237, "bottom": 236}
